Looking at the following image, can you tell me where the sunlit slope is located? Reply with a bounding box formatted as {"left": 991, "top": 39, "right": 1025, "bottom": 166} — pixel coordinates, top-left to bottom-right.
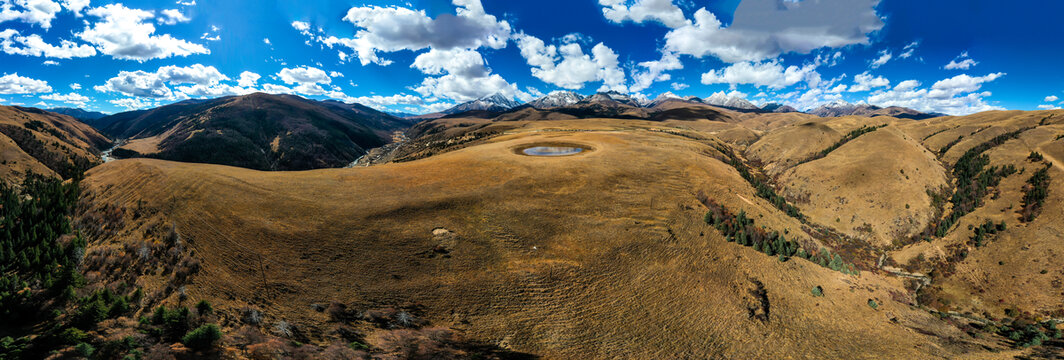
{"left": 0, "top": 105, "right": 109, "bottom": 182}
{"left": 778, "top": 126, "right": 949, "bottom": 247}
{"left": 82, "top": 123, "right": 987, "bottom": 359}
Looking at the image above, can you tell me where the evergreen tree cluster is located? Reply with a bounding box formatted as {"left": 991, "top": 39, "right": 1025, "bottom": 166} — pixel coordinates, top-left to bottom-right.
{"left": 801, "top": 124, "right": 887, "bottom": 164}
{"left": 930, "top": 128, "right": 1028, "bottom": 237}
{"left": 1020, "top": 164, "right": 1051, "bottom": 222}
{"left": 703, "top": 200, "right": 858, "bottom": 275}
{"left": 714, "top": 144, "right": 803, "bottom": 219}
{"left": 0, "top": 175, "right": 84, "bottom": 325}
{"left": 970, "top": 219, "right": 1007, "bottom": 247}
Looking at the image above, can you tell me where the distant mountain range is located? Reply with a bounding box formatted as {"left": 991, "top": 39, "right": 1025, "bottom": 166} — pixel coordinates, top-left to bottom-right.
{"left": 47, "top": 107, "right": 108, "bottom": 122}
{"left": 807, "top": 100, "right": 944, "bottom": 120}
{"left": 419, "top": 90, "right": 942, "bottom": 120}
{"left": 95, "top": 93, "right": 413, "bottom": 171}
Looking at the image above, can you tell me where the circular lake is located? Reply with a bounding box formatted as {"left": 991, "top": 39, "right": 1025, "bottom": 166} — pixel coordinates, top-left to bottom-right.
{"left": 514, "top": 142, "right": 593, "bottom": 157}
{"left": 522, "top": 146, "right": 585, "bottom": 156}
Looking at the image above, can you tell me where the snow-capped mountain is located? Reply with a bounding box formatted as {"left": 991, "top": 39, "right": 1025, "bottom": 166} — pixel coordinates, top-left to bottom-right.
{"left": 808, "top": 99, "right": 880, "bottom": 117}
{"left": 702, "top": 92, "right": 759, "bottom": 110}
{"left": 442, "top": 93, "right": 523, "bottom": 114}
{"left": 586, "top": 91, "right": 641, "bottom": 107}
{"left": 808, "top": 100, "right": 940, "bottom": 119}
{"left": 759, "top": 103, "right": 799, "bottom": 113}
{"left": 528, "top": 90, "right": 584, "bottom": 109}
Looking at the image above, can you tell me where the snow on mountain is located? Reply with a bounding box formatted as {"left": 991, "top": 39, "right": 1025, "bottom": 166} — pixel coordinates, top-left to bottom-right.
{"left": 442, "top": 93, "right": 523, "bottom": 114}
{"left": 528, "top": 90, "right": 583, "bottom": 108}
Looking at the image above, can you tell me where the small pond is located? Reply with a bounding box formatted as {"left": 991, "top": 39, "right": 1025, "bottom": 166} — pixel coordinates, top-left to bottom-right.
{"left": 515, "top": 143, "right": 592, "bottom": 157}
{"left": 522, "top": 146, "right": 585, "bottom": 156}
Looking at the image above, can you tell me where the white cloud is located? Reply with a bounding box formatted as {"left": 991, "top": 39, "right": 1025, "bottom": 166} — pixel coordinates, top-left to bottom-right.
{"left": 237, "top": 71, "right": 260, "bottom": 87}
{"left": 700, "top": 60, "right": 820, "bottom": 90}
{"left": 944, "top": 52, "right": 977, "bottom": 70}
{"left": 176, "top": 0, "right": 195, "bottom": 5}
{"left": 0, "top": 29, "right": 97, "bottom": 58}
{"left": 262, "top": 37, "right": 271, "bottom": 45}
{"left": 69, "top": 83, "right": 80, "bottom": 90}
{"left": 158, "top": 9, "right": 190, "bottom": 25}
{"left": 893, "top": 79, "right": 920, "bottom": 92}
{"left": 1038, "top": 105, "right": 1061, "bottom": 110}
{"left": 1045, "top": 95, "right": 1060, "bottom": 102}
{"left": 304, "top": 0, "right": 512, "bottom": 66}
{"left": 514, "top": 33, "right": 627, "bottom": 92}
{"left": 869, "top": 50, "right": 891, "bottom": 69}
{"left": 898, "top": 41, "right": 918, "bottom": 59}
{"left": 0, "top": 0, "right": 63, "bottom": 28}
{"left": 109, "top": 97, "right": 156, "bottom": 111}
{"left": 329, "top": 71, "right": 343, "bottom": 78}
{"left": 41, "top": 60, "right": 57, "bottom": 65}
{"left": 276, "top": 66, "right": 334, "bottom": 96}
{"left": 848, "top": 72, "right": 889, "bottom": 92}
{"left": 663, "top": 0, "right": 882, "bottom": 63}
{"left": 671, "top": 82, "right": 689, "bottom": 91}
{"left": 598, "top": 0, "right": 688, "bottom": 28}
{"left": 863, "top": 73, "right": 1005, "bottom": 115}
{"left": 630, "top": 52, "right": 681, "bottom": 92}
{"left": 0, "top": 72, "right": 52, "bottom": 94}
{"left": 278, "top": 66, "right": 331, "bottom": 85}
{"left": 95, "top": 64, "right": 229, "bottom": 98}
{"left": 349, "top": 93, "right": 424, "bottom": 108}
{"left": 61, "top": 0, "right": 89, "bottom": 15}
{"left": 78, "top": 4, "right": 209, "bottom": 61}
{"left": 41, "top": 92, "right": 89, "bottom": 106}
{"left": 927, "top": 73, "right": 1004, "bottom": 98}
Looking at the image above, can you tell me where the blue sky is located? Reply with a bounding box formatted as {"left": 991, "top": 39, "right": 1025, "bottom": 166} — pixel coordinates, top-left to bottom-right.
{"left": 0, "top": 0, "right": 1061, "bottom": 115}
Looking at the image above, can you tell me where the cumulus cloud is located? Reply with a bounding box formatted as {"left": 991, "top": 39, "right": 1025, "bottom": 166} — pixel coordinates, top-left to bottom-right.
{"left": 864, "top": 73, "right": 1006, "bottom": 115}
{"left": 41, "top": 92, "right": 89, "bottom": 106}
{"left": 700, "top": 60, "right": 820, "bottom": 90}
{"left": 944, "top": 52, "right": 978, "bottom": 70}
{"left": 927, "top": 73, "right": 1003, "bottom": 98}
{"left": 302, "top": 0, "right": 511, "bottom": 66}
{"left": 0, "top": 29, "right": 97, "bottom": 58}
{"left": 0, "top": 0, "right": 63, "bottom": 28}
{"left": 276, "top": 66, "right": 333, "bottom": 96}
{"left": 236, "top": 72, "right": 259, "bottom": 87}
{"left": 664, "top": 0, "right": 882, "bottom": 63}
{"left": 78, "top": 4, "right": 209, "bottom": 61}
{"left": 95, "top": 64, "right": 229, "bottom": 98}
{"left": 630, "top": 52, "right": 681, "bottom": 92}
{"left": 0, "top": 72, "right": 52, "bottom": 94}
{"left": 349, "top": 94, "right": 423, "bottom": 108}
{"left": 109, "top": 97, "right": 156, "bottom": 111}
{"left": 61, "top": 0, "right": 89, "bottom": 15}
{"left": 69, "top": 83, "right": 80, "bottom": 90}
{"left": 1045, "top": 95, "right": 1060, "bottom": 102}
{"left": 158, "top": 9, "right": 189, "bottom": 25}
{"left": 671, "top": 82, "right": 689, "bottom": 91}
{"left": 598, "top": 0, "right": 688, "bottom": 28}
{"left": 514, "top": 33, "right": 627, "bottom": 92}
{"left": 1038, "top": 105, "right": 1061, "bottom": 110}
{"left": 848, "top": 72, "right": 889, "bottom": 92}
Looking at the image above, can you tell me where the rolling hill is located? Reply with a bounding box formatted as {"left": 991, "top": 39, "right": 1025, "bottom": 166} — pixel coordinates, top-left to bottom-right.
{"left": 0, "top": 105, "right": 110, "bottom": 182}
{"left": 96, "top": 93, "right": 412, "bottom": 171}
{"left": 65, "top": 107, "right": 1064, "bottom": 358}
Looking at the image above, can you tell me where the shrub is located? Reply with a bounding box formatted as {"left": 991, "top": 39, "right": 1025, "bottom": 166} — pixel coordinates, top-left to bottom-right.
{"left": 74, "top": 342, "right": 95, "bottom": 357}
{"left": 811, "top": 286, "right": 824, "bottom": 297}
{"left": 195, "top": 300, "right": 213, "bottom": 315}
{"left": 182, "top": 324, "right": 221, "bottom": 351}
{"left": 868, "top": 299, "right": 879, "bottom": 309}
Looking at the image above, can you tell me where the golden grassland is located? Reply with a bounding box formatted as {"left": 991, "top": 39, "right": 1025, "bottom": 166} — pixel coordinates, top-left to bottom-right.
{"left": 76, "top": 109, "right": 1064, "bottom": 358}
